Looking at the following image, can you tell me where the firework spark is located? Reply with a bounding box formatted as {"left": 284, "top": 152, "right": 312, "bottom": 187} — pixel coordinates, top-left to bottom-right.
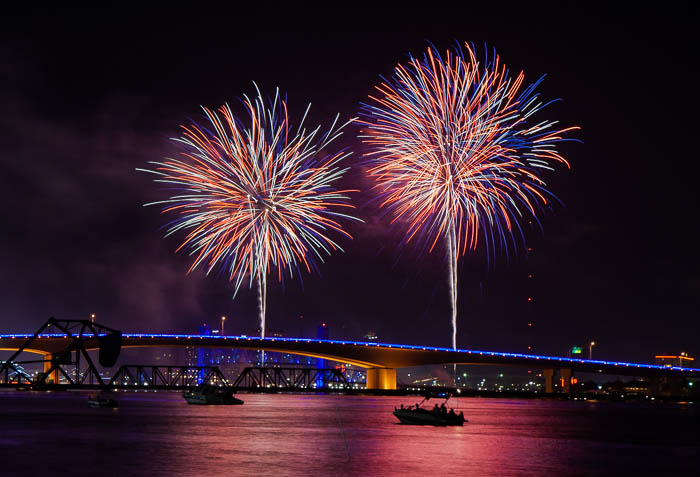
{"left": 139, "top": 85, "right": 358, "bottom": 347}
{"left": 360, "top": 42, "right": 578, "bottom": 352}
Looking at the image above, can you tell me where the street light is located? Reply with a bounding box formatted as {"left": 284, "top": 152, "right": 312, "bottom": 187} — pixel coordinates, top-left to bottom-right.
{"left": 589, "top": 341, "right": 596, "bottom": 360}
{"left": 221, "top": 316, "right": 226, "bottom": 335}
{"left": 90, "top": 313, "right": 96, "bottom": 323}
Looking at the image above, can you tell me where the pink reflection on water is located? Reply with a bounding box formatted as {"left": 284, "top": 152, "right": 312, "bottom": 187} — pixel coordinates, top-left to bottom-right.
{"left": 338, "top": 397, "right": 584, "bottom": 477}
{"left": 1, "top": 392, "right": 697, "bottom": 477}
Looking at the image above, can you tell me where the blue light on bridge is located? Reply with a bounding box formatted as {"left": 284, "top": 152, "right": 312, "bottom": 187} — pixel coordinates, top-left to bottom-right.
{"left": 1, "top": 332, "right": 699, "bottom": 373}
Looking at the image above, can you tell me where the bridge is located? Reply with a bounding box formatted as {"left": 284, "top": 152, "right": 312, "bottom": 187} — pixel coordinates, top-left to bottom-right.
{"left": 2, "top": 325, "right": 698, "bottom": 392}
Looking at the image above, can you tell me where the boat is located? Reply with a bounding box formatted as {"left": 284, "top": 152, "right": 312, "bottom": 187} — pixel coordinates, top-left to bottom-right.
{"left": 182, "top": 385, "right": 244, "bottom": 405}
{"left": 393, "top": 406, "right": 465, "bottom": 426}
{"left": 393, "top": 396, "right": 466, "bottom": 426}
{"left": 88, "top": 394, "right": 118, "bottom": 408}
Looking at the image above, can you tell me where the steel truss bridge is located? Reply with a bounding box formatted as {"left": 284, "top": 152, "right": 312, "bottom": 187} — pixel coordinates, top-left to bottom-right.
{"left": 232, "top": 366, "right": 355, "bottom": 390}
{"left": 110, "top": 365, "right": 227, "bottom": 389}
{"left": 1, "top": 318, "right": 698, "bottom": 393}
{"left": 0, "top": 363, "right": 360, "bottom": 391}
{"left": 3, "top": 364, "right": 229, "bottom": 390}
{"left": 72, "top": 364, "right": 229, "bottom": 389}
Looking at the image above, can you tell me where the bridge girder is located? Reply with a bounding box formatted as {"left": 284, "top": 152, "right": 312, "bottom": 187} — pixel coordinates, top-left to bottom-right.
{"left": 2, "top": 335, "right": 698, "bottom": 380}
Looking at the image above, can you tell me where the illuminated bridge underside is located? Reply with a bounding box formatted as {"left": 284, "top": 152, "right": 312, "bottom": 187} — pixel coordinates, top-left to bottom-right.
{"left": 1, "top": 334, "right": 698, "bottom": 381}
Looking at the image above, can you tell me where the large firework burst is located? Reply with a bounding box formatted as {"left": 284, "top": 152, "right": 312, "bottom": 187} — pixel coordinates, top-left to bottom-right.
{"left": 139, "top": 85, "right": 357, "bottom": 343}
{"left": 360, "top": 42, "right": 578, "bottom": 351}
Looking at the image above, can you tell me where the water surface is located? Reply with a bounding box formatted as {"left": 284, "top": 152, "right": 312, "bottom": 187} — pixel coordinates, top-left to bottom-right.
{"left": 1, "top": 391, "right": 697, "bottom": 476}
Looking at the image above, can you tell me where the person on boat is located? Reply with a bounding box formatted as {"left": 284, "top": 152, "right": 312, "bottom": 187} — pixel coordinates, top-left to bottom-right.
{"left": 440, "top": 403, "right": 447, "bottom": 414}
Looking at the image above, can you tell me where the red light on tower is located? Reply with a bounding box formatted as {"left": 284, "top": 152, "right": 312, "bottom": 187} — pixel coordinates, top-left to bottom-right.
{"left": 527, "top": 297, "right": 533, "bottom": 302}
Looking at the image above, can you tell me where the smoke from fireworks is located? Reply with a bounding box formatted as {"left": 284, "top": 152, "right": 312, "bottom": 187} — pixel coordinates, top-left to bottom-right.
{"left": 139, "top": 85, "right": 358, "bottom": 346}
{"left": 360, "top": 42, "right": 578, "bottom": 351}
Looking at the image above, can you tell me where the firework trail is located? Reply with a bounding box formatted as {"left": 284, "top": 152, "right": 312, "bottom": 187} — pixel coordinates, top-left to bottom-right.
{"left": 139, "top": 85, "right": 358, "bottom": 355}
{"left": 360, "top": 42, "right": 578, "bottom": 354}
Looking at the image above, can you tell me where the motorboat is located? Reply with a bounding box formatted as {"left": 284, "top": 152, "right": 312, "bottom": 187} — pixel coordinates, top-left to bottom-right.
{"left": 393, "top": 396, "right": 466, "bottom": 426}
{"left": 88, "top": 394, "right": 118, "bottom": 408}
{"left": 182, "top": 385, "right": 244, "bottom": 405}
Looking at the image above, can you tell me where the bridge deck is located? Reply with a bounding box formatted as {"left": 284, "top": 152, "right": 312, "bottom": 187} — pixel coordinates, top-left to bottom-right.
{"left": 1, "top": 333, "right": 698, "bottom": 377}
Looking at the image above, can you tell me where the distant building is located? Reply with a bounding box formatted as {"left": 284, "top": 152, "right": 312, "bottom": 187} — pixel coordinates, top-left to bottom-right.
{"left": 363, "top": 331, "right": 378, "bottom": 341}
{"left": 317, "top": 322, "right": 329, "bottom": 340}
{"left": 317, "top": 323, "right": 329, "bottom": 363}
{"left": 198, "top": 323, "right": 213, "bottom": 367}
{"left": 603, "top": 379, "right": 648, "bottom": 395}
{"left": 316, "top": 323, "right": 329, "bottom": 386}
{"left": 185, "top": 346, "right": 197, "bottom": 367}
{"left": 189, "top": 322, "right": 315, "bottom": 377}
{"left": 655, "top": 353, "right": 695, "bottom": 368}
{"left": 153, "top": 351, "right": 175, "bottom": 363}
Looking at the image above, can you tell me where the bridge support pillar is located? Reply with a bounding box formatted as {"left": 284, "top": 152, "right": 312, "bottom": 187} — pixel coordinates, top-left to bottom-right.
{"left": 366, "top": 368, "right": 396, "bottom": 390}
{"left": 43, "top": 354, "right": 59, "bottom": 384}
{"left": 543, "top": 368, "right": 555, "bottom": 393}
{"left": 560, "top": 368, "right": 573, "bottom": 394}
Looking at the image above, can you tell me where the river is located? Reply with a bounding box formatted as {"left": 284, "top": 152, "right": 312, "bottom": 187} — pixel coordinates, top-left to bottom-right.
{"left": 0, "top": 391, "right": 697, "bottom": 476}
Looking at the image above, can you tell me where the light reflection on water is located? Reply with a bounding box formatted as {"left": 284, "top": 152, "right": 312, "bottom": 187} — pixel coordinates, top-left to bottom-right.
{"left": 0, "top": 391, "right": 697, "bottom": 476}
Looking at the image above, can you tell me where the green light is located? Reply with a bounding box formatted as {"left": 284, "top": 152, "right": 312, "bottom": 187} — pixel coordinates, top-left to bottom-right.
{"left": 571, "top": 347, "right": 583, "bottom": 355}
{"left": 689, "top": 382, "right": 694, "bottom": 387}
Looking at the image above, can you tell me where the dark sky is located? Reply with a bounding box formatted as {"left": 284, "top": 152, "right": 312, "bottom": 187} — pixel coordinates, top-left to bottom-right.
{"left": 1, "top": 8, "right": 697, "bottom": 363}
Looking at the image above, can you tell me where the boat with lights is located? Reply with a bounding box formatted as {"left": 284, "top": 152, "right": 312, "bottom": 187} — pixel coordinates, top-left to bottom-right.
{"left": 182, "top": 385, "right": 244, "bottom": 405}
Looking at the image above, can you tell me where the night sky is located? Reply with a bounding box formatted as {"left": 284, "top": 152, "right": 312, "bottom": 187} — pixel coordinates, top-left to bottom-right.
{"left": 1, "top": 9, "right": 697, "bottom": 364}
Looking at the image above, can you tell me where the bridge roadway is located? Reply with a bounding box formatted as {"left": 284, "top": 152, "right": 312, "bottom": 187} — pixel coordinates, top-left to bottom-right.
{"left": 1, "top": 333, "right": 698, "bottom": 391}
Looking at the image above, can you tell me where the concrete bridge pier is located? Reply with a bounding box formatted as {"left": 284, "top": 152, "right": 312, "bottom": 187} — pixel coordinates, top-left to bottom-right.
{"left": 366, "top": 368, "right": 396, "bottom": 390}
{"left": 543, "top": 368, "right": 555, "bottom": 393}
{"left": 543, "top": 368, "right": 574, "bottom": 394}
{"left": 42, "top": 354, "right": 59, "bottom": 384}
{"left": 560, "top": 368, "right": 573, "bottom": 393}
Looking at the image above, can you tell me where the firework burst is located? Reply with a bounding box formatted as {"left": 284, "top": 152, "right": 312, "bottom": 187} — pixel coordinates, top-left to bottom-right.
{"left": 139, "top": 85, "right": 358, "bottom": 344}
{"left": 360, "top": 42, "right": 578, "bottom": 351}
